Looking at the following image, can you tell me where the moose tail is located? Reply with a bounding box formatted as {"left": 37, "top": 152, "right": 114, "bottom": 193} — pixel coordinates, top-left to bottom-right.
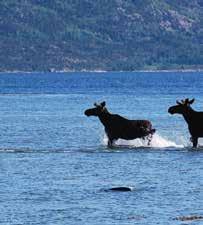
{"left": 150, "top": 128, "right": 156, "bottom": 134}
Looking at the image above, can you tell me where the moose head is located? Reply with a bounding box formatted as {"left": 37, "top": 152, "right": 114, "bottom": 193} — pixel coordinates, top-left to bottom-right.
{"left": 168, "top": 98, "right": 195, "bottom": 115}
{"left": 84, "top": 101, "right": 107, "bottom": 117}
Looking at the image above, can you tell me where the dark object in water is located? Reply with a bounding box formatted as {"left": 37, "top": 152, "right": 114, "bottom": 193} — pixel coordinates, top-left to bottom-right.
{"left": 168, "top": 98, "right": 203, "bottom": 148}
{"left": 108, "top": 187, "right": 133, "bottom": 192}
{"left": 84, "top": 101, "right": 156, "bottom": 147}
{"left": 175, "top": 215, "right": 203, "bottom": 221}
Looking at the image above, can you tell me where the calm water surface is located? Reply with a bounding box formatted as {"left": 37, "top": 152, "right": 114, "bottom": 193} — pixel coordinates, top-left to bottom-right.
{"left": 0, "top": 72, "right": 202, "bottom": 224}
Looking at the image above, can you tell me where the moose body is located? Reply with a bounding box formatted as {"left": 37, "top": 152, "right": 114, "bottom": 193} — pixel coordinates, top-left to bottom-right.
{"left": 85, "top": 102, "right": 155, "bottom": 147}
{"left": 168, "top": 98, "right": 203, "bottom": 148}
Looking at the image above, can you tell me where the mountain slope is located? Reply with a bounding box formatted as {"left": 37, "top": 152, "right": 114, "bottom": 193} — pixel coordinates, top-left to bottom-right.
{"left": 0, "top": 0, "right": 202, "bottom": 71}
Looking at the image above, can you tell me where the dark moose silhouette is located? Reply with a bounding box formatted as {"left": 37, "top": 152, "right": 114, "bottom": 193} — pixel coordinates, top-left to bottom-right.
{"left": 84, "top": 101, "right": 156, "bottom": 147}
{"left": 168, "top": 98, "right": 203, "bottom": 148}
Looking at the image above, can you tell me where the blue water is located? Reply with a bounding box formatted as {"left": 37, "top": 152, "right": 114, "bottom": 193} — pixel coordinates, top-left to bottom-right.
{"left": 0, "top": 72, "right": 202, "bottom": 224}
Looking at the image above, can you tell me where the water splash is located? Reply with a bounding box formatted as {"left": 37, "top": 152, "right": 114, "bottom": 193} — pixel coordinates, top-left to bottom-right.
{"left": 103, "top": 133, "right": 184, "bottom": 148}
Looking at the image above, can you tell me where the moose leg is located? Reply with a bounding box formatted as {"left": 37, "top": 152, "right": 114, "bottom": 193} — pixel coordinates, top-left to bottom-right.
{"left": 107, "top": 137, "right": 115, "bottom": 148}
{"left": 146, "top": 129, "right": 155, "bottom": 146}
{"left": 193, "top": 137, "right": 198, "bottom": 148}
{"left": 191, "top": 136, "right": 198, "bottom": 148}
{"left": 107, "top": 139, "right": 113, "bottom": 148}
{"left": 147, "top": 134, "right": 153, "bottom": 146}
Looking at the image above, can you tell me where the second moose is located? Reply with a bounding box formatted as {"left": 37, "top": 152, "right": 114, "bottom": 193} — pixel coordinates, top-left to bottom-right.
{"left": 168, "top": 98, "right": 203, "bottom": 148}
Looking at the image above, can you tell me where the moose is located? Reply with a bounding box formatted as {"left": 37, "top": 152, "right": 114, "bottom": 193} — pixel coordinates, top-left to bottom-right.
{"left": 84, "top": 101, "right": 156, "bottom": 147}
{"left": 168, "top": 98, "right": 203, "bottom": 148}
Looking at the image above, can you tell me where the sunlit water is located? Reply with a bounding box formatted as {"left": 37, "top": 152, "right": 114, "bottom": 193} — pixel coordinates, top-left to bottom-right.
{"left": 0, "top": 72, "right": 202, "bottom": 224}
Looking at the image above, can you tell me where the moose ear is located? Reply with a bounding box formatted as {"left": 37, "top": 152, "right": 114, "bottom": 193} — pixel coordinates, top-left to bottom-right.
{"left": 185, "top": 98, "right": 189, "bottom": 104}
{"left": 181, "top": 99, "right": 185, "bottom": 104}
{"left": 176, "top": 100, "right": 181, "bottom": 105}
{"left": 94, "top": 102, "right": 98, "bottom": 107}
{"left": 189, "top": 98, "right": 195, "bottom": 104}
{"left": 101, "top": 101, "right": 106, "bottom": 107}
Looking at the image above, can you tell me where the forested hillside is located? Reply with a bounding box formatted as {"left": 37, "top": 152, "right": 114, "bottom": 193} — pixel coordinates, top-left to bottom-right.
{"left": 0, "top": 0, "right": 202, "bottom": 71}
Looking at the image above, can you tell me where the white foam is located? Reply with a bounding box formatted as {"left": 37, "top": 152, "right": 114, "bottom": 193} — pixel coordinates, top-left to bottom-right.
{"left": 103, "top": 133, "right": 184, "bottom": 148}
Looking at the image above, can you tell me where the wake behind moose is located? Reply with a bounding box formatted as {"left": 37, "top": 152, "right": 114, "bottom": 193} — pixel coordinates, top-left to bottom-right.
{"left": 84, "top": 101, "right": 156, "bottom": 147}
{"left": 168, "top": 98, "right": 203, "bottom": 148}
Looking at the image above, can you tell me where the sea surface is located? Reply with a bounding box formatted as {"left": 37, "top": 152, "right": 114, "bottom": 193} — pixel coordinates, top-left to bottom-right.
{"left": 0, "top": 72, "right": 202, "bottom": 224}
